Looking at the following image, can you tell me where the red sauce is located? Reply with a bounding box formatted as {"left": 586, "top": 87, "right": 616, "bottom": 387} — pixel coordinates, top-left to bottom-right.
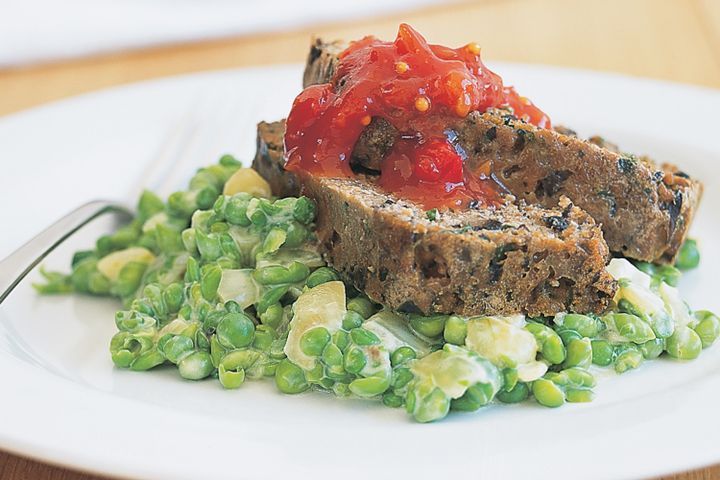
{"left": 284, "top": 24, "right": 550, "bottom": 209}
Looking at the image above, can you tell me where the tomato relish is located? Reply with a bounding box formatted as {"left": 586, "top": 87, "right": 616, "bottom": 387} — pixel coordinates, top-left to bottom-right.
{"left": 284, "top": 24, "right": 550, "bottom": 209}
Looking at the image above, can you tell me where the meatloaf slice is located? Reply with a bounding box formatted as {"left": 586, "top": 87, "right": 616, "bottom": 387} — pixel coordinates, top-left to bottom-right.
{"left": 253, "top": 120, "right": 616, "bottom": 317}
{"left": 303, "top": 40, "right": 703, "bottom": 264}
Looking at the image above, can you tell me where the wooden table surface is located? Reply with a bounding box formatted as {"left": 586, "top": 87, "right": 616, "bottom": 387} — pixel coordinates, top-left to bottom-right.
{"left": 1, "top": 0, "right": 719, "bottom": 478}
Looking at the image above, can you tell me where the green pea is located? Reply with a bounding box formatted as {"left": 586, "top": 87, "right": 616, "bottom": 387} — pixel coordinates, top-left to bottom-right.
{"left": 333, "top": 330, "right": 350, "bottom": 352}
{"left": 614, "top": 346, "right": 643, "bottom": 374}
{"left": 216, "top": 312, "right": 255, "bottom": 349}
{"left": 496, "top": 382, "right": 529, "bottom": 403}
{"left": 306, "top": 267, "right": 339, "bottom": 288}
{"left": 526, "top": 322, "right": 566, "bottom": 365}
{"left": 547, "top": 368, "right": 596, "bottom": 389}
{"left": 349, "top": 375, "right": 390, "bottom": 397}
{"left": 675, "top": 238, "right": 700, "bottom": 271}
{"left": 502, "top": 368, "right": 519, "bottom": 392}
{"left": 350, "top": 328, "right": 381, "bottom": 346}
{"left": 344, "top": 347, "right": 367, "bottom": 374}
{"left": 263, "top": 359, "right": 280, "bottom": 377}
{"left": 218, "top": 365, "right": 245, "bottom": 389}
{"left": 333, "top": 382, "right": 350, "bottom": 397}
{"left": 565, "top": 388, "right": 594, "bottom": 403}
{"left": 210, "top": 335, "right": 227, "bottom": 368}
{"left": 200, "top": 264, "right": 222, "bottom": 302}
{"left": 316, "top": 377, "right": 335, "bottom": 390}
{"left": 269, "top": 335, "right": 289, "bottom": 360}
{"left": 259, "top": 303, "right": 284, "bottom": 329}
{"left": 137, "top": 190, "right": 165, "bottom": 222}
{"left": 347, "top": 297, "right": 375, "bottom": 319}
{"left": 111, "top": 349, "right": 135, "bottom": 369}
{"left": 304, "top": 363, "right": 324, "bottom": 383}
{"left": 113, "top": 261, "right": 148, "bottom": 297}
{"left": 382, "top": 392, "right": 404, "bottom": 408}
{"left": 88, "top": 272, "right": 111, "bottom": 295}
{"left": 213, "top": 195, "right": 227, "bottom": 216}
{"left": 185, "top": 256, "right": 201, "bottom": 283}
{"left": 160, "top": 334, "right": 194, "bottom": 364}
{"left": 293, "top": 197, "right": 316, "bottom": 225}
{"left": 284, "top": 222, "right": 309, "bottom": 248}
{"left": 190, "top": 169, "right": 221, "bottom": 191}
{"left": 256, "top": 286, "right": 289, "bottom": 314}
{"left": 195, "top": 229, "right": 222, "bottom": 261}
{"left": 532, "top": 378, "right": 565, "bottom": 408}
{"left": 33, "top": 269, "right": 72, "bottom": 295}
{"left": 163, "top": 283, "right": 184, "bottom": 313}
{"left": 154, "top": 223, "right": 183, "bottom": 254}
{"left": 608, "top": 312, "right": 656, "bottom": 344}
{"left": 250, "top": 209, "right": 267, "bottom": 226}
{"left": 562, "top": 337, "right": 592, "bottom": 369}
{"left": 275, "top": 359, "right": 309, "bottom": 394}
{"left": 406, "top": 386, "right": 450, "bottom": 423}
{"left": 219, "top": 232, "right": 241, "bottom": 260}
{"left": 224, "top": 300, "right": 242, "bottom": 313}
{"left": 324, "top": 365, "right": 349, "bottom": 381}
{"left": 591, "top": 339, "right": 615, "bottom": 366}
{"left": 71, "top": 250, "right": 96, "bottom": 268}
{"left": 321, "top": 343, "right": 344, "bottom": 368}
{"left": 115, "top": 310, "right": 156, "bottom": 333}
{"left": 409, "top": 314, "right": 447, "bottom": 338}
{"left": 166, "top": 191, "right": 194, "bottom": 219}
{"left": 225, "top": 196, "right": 252, "bottom": 226}
{"left": 557, "top": 328, "right": 582, "bottom": 345}
{"left": 391, "top": 367, "right": 414, "bottom": 389}
{"left": 639, "top": 338, "right": 665, "bottom": 359}
{"left": 181, "top": 318, "right": 201, "bottom": 339}
{"left": 300, "top": 327, "right": 331, "bottom": 357}
{"left": 390, "top": 346, "right": 416, "bottom": 367}
{"left": 451, "top": 382, "right": 495, "bottom": 412}
{"left": 203, "top": 310, "right": 226, "bottom": 333}
{"left": 110, "top": 332, "right": 149, "bottom": 368}
{"left": 178, "top": 351, "right": 214, "bottom": 380}
{"left": 443, "top": 316, "right": 467, "bottom": 345}
{"left": 342, "top": 311, "right": 364, "bottom": 330}
{"left": 181, "top": 228, "right": 198, "bottom": 255}
{"left": 221, "top": 349, "right": 261, "bottom": 371}
{"left": 654, "top": 264, "right": 681, "bottom": 287}
{"left": 178, "top": 304, "right": 192, "bottom": 321}
{"left": 666, "top": 327, "right": 702, "bottom": 360}
{"left": 218, "top": 153, "right": 241, "bottom": 167}
{"left": 560, "top": 314, "right": 603, "bottom": 338}
{"left": 195, "top": 330, "right": 210, "bottom": 352}
{"left": 253, "top": 325, "right": 276, "bottom": 352}
{"left": 693, "top": 310, "right": 720, "bottom": 348}
{"left": 95, "top": 236, "right": 115, "bottom": 257}
{"left": 197, "top": 186, "right": 220, "bottom": 210}
{"left": 254, "top": 263, "right": 309, "bottom": 285}
{"left": 261, "top": 228, "right": 287, "bottom": 254}
{"left": 130, "top": 349, "right": 165, "bottom": 371}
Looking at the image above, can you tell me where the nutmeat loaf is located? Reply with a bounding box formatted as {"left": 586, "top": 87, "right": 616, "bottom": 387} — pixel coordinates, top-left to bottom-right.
{"left": 253, "top": 120, "right": 616, "bottom": 317}
{"left": 303, "top": 39, "right": 703, "bottom": 263}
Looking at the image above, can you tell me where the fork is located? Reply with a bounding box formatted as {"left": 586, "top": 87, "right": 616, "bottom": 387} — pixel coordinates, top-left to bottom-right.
{"left": 0, "top": 201, "right": 133, "bottom": 304}
{"left": 0, "top": 94, "right": 225, "bottom": 305}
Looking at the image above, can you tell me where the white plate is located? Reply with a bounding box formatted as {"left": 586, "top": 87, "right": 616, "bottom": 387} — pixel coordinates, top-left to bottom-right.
{"left": 1, "top": 64, "right": 719, "bottom": 480}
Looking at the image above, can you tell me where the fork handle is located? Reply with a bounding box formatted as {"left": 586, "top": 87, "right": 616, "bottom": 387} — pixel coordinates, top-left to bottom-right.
{"left": 0, "top": 201, "right": 132, "bottom": 304}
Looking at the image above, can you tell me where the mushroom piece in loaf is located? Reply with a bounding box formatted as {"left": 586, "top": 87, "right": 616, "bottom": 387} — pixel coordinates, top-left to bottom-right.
{"left": 253, "top": 120, "right": 616, "bottom": 317}
{"left": 303, "top": 39, "right": 703, "bottom": 264}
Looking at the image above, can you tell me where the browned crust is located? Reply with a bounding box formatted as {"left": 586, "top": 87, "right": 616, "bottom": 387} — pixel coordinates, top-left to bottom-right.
{"left": 303, "top": 39, "right": 703, "bottom": 264}
{"left": 254, "top": 120, "right": 616, "bottom": 317}
{"left": 456, "top": 110, "right": 703, "bottom": 263}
